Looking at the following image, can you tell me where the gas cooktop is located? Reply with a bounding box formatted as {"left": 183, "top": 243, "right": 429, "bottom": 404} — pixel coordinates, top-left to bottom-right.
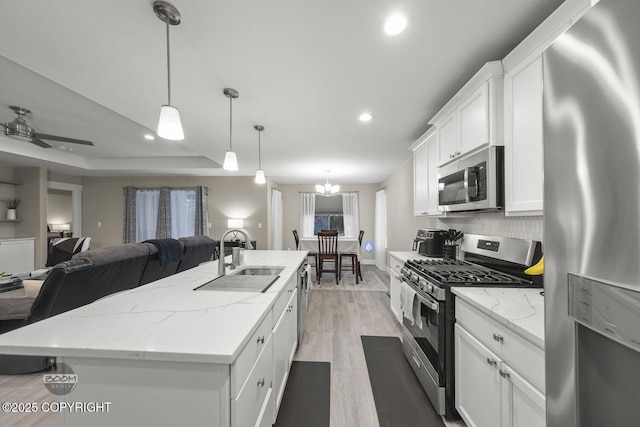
{"left": 405, "top": 258, "right": 527, "bottom": 287}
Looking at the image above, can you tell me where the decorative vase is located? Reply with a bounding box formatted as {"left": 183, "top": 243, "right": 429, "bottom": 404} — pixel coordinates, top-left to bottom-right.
{"left": 6, "top": 209, "right": 16, "bottom": 220}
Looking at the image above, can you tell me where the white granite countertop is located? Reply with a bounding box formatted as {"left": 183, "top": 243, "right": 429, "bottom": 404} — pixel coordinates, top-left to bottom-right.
{"left": 0, "top": 250, "right": 307, "bottom": 364}
{"left": 452, "top": 287, "right": 545, "bottom": 349}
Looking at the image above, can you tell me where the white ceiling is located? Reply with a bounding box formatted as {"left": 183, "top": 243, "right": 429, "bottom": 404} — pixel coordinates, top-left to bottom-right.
{"left": 0, "top": 0, "right": 564, "bottom": 184}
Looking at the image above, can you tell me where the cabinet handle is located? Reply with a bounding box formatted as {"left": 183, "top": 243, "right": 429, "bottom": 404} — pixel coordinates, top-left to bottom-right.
{"left": 411, "top": 351, "right": 422, "bottom": 369}
{"left": 499, "top": 369, "right": 511, "bottom": 379}
{"left": 288, "top": 288, "right": 293, "bottom": 293}
{"left": 257, "top": 378, "right": 265, "bottom": 387}
{"left": 455, "top": 151, "right": 461, "bottom": 156}
{"left": 486, "top": 357, "right": 497, "bottom": 367}
{"left": 493, "top": 333, "right": 504, "bottom": 343}
{"left": 287, "top": 305, "right": 293, "bottom": 312}
{"left": 450, "top": 153, "right": 455, "bottom": 159}
{"left": 257, "top": 336, "right": 265, "bottom": 345}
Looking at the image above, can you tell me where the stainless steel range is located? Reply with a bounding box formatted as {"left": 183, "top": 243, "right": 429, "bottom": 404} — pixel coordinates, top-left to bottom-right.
{"left": 399, "top": 234, "right": 542, "bottom": 420}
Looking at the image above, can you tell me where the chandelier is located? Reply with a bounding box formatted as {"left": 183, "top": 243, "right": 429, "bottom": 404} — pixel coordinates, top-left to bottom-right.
{"left": 316, "top": 170, "right": 340, "bottom": 194}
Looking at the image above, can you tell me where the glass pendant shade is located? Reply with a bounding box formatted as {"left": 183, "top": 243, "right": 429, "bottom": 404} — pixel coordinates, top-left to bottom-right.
{"left": 157, "top": 105, "right": 184, "bottom": 140}
{"left": 223, "top": 150, "right": 238, "bottom": 171}
{"left": 255, "top": 169, "right": 266, "bottom": 184}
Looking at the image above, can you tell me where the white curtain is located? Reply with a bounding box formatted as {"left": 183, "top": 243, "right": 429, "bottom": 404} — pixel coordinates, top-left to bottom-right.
{"left": 136, "top": 190, "right": 160, "bottom": 242}
{"left": 271, "top": 188, "right": 284, "bottom": 249}
{"left": 374, "top": 188, "right": 387, "bottom": 271}
{"left": 170, "top": 189, "right": 196, "bottom": 238}
{"left": 342, "top": 192, "right": 359, "bottom": 238}
{"left": 299, "top": 192, "right": 316, "bottom": 238}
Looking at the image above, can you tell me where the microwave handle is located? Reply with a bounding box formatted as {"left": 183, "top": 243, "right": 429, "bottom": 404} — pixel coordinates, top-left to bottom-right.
{"left": 465, "top": 167, "right": 479, "bottom": 199}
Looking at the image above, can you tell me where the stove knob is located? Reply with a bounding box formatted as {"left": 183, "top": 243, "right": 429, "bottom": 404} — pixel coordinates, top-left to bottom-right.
{"left": 411, "top": 273, "right": 419, "bottom": 283}
{"left": 400, "top": 267, "right": 408, "bottom": 276}
{"left": 426, "top": 283, "right": 434, "bottom": 293}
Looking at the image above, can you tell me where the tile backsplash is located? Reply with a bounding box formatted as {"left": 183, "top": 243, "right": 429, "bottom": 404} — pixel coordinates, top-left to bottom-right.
{"left": 436, "top": 213, "right": 543, "bottom": 243}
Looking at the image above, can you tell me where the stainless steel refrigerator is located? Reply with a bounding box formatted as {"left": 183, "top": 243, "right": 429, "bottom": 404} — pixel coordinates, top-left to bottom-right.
{"left": 544, "top": 0, "right": 640, "bottom": 425}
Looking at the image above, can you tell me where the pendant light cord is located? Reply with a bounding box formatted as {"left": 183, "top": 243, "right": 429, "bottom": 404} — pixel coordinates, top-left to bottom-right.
{"left": 229, "top": 96, "right": 233, "bottom": 151}
{"left": 166, "top": 20, "right": 172, "bottom": 105}
{"left": 258, "top": 130, "right": 262, "bottom": 169}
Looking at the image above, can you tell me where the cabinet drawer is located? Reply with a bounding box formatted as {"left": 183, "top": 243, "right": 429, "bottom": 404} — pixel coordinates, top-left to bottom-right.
{"left": 231, "top": 311, "right": 273, "bottom": 397}
{"left": 232, "top": 336, "right": 274, "bottom": 427}
{"left": 456, "top": 299, "right": 545, "bottom": 392}
{"left": 390, "top": 255, "right": 404, "bottom": 274}
{"left": 272, "top": 277, "right": 296, "bottom": 324}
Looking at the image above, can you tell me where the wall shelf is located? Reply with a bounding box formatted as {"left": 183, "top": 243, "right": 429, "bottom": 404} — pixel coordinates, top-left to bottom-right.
{"left": 0, "top": 219, "right": 22, "bottom": 223}
{"left": 0, "top": 180, "right": 22, "bottom": 186}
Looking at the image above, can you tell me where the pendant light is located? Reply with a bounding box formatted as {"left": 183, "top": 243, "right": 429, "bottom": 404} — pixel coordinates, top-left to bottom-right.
{"left": 223, "top": 88, "right": 239, "bottom": 171}
{"left": 153, "top": 1, "right": 184, "bottom": 141}
{"left": 254, "top": 125, "right": 266, "bottom": 184}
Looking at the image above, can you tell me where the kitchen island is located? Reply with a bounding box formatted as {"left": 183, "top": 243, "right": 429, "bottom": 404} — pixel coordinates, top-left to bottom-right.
{"left": 0, "top": 250, "right": 307, "bottom": 427}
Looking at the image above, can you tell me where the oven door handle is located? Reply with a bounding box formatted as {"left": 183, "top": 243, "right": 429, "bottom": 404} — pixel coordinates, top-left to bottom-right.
{"left": 400, "top": 277, "right": 440, "bottom": 313}
{"left": 416, "top": 292, "right": 440, "bottom": 313}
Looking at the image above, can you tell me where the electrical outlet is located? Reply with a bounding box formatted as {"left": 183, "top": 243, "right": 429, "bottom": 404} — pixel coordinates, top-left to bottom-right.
{"left": 98, "top": 221, "right": 102, "bottom": 227}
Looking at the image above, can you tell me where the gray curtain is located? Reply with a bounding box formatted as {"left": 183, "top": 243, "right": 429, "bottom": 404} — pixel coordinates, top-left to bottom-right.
{"left": 156, "top": 187, "right": 171, "bottom": 239}
{"left": 195, "top": 186, "right": 209, "bottom": 236}
{"left": 123, "top": 187, "right": 137, "bottom": 243}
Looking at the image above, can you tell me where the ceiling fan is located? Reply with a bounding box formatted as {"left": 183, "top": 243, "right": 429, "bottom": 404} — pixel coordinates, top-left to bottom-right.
{"left": 1, "top": 105, "right": 94, "bottom": 148}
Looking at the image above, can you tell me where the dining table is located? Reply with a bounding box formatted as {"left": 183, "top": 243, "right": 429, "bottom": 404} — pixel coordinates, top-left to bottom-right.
{"left": 299, "top": 236, "right": 360, "bottom": 253}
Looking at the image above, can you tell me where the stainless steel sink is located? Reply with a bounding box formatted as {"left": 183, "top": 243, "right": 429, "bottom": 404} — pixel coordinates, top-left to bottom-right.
{"left": 194, "top": 266, "right": 285, "bottom": 293}
{"left": 232, "top": 266, "right": 285, "bottom": 276}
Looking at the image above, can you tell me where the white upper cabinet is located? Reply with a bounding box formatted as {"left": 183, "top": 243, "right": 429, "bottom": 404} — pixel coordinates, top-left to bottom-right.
{"left": 458, "top": 82, "right": 489, "bottom": 154}
{"left": 412, "top": 128, "right": 441, "bottom": 217}
{"left": 430, "top": 61, "right": 504, "bottom": 167}
{"left": 502, "top": 0, "right": 592, "bottom": 215}
{"left": 504, "top": 56, "right": 544, "bottom": 215}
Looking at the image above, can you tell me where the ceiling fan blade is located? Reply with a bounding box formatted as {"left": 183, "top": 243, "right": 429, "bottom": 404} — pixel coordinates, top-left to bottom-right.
{"left": 31, "top": 137, "right": 53, "bottom": 148}
{"left": 34, "top": 132, "right": 94, "bottom": 146}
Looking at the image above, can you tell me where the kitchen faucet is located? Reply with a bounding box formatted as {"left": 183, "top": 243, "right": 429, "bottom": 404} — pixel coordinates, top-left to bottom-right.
{"left": 218, "top": 229, "right": 254, "bottom": 275}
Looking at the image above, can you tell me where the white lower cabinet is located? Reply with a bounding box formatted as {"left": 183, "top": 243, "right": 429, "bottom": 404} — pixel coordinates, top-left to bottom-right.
{"left": 455, "top": 324, "right": 502, "bottom": 427}
{"left": 232, "top": 336, "right": 274, "bottom": 427}
{"left": 273, "top": 288, "right": 298, "bottom": 419}
{"left": 389, "top": 254, "right": 404, "bottom": 323}
{"left": 455, "top": 299, "right": 545, "bottom": 427}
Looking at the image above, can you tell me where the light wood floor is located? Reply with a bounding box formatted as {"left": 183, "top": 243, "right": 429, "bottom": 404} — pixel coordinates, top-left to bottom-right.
{"left": 297, "top": 265, "right": 465, "bottom": 427}
{"left": 0, "top": 265, "right": 465, "bottom": 427}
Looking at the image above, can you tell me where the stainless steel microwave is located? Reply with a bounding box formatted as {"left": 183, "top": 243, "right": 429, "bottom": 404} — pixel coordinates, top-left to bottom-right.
{"left": 437, "top": 146, "right": 504, "bottom": 212}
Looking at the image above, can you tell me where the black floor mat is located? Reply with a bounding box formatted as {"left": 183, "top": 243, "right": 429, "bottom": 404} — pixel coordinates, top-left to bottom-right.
{"left": 361, "top": 336, "right": 445, "bottom": 427}
{"left": 274, "top": 361, "right": 330, "bottom": 427}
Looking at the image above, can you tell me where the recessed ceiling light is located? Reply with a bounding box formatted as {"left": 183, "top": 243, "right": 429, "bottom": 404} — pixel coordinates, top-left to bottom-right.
{"left": 144, "top": 134, "right": 155, "bottom": 140}
{"left": 359, "top": 112, "right": 373, "bottom": 122}
{"left": 384, "top": 13, "right": 408, "bottom": 35}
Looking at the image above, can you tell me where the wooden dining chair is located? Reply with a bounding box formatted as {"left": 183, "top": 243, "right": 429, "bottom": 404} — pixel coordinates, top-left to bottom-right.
{"left": 339, "top": 230, "right": 364, "bottom": 284}
{"left": 317, "top": 230, "right": 339, "bottom": 284}
{"left": 293, "top": 229, "right": 317, "bottom": 272}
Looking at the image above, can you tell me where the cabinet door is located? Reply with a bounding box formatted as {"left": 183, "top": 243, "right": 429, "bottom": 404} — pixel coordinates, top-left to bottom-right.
{"left": 389, "top": 270, "right": 402, "bottom": 323}
{"left": 232, "top": 337, "right": 274, "bottom": 427}
{"left": 438, "top": 113, "right": 458, "bottom": 164}
{"left": 273, "top": 307, "right": 289, "bottom": 411}
{"left": 426, "top": 135, "right": 441, "bottom": 215}
{"left": 459, "top": 82, "right": 489, "bottom": 154}
{"left": 0, "top": 239, "right": 35, "bottom": 275}
{"left": 455, "top": 324, "right": 502, "bottom": 427}
{"left": 413, "top": 141, "right": 429, "bottom": 216}
{"left": 500, "top": 364, "right": 546, "bottom": 427}
{"left": 504, "top": 55, "right": 543, "bottom": 214}
{"left": 286, "top": 290, "right": 298, "bottom": 364}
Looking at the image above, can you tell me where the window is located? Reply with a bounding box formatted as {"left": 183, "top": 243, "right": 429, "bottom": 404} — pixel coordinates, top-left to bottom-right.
{"left": 124, "top": 186, "right": 209, "bottom": 243}
{"left": 313, "top": 195, "right": 344, "bottom": 235}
